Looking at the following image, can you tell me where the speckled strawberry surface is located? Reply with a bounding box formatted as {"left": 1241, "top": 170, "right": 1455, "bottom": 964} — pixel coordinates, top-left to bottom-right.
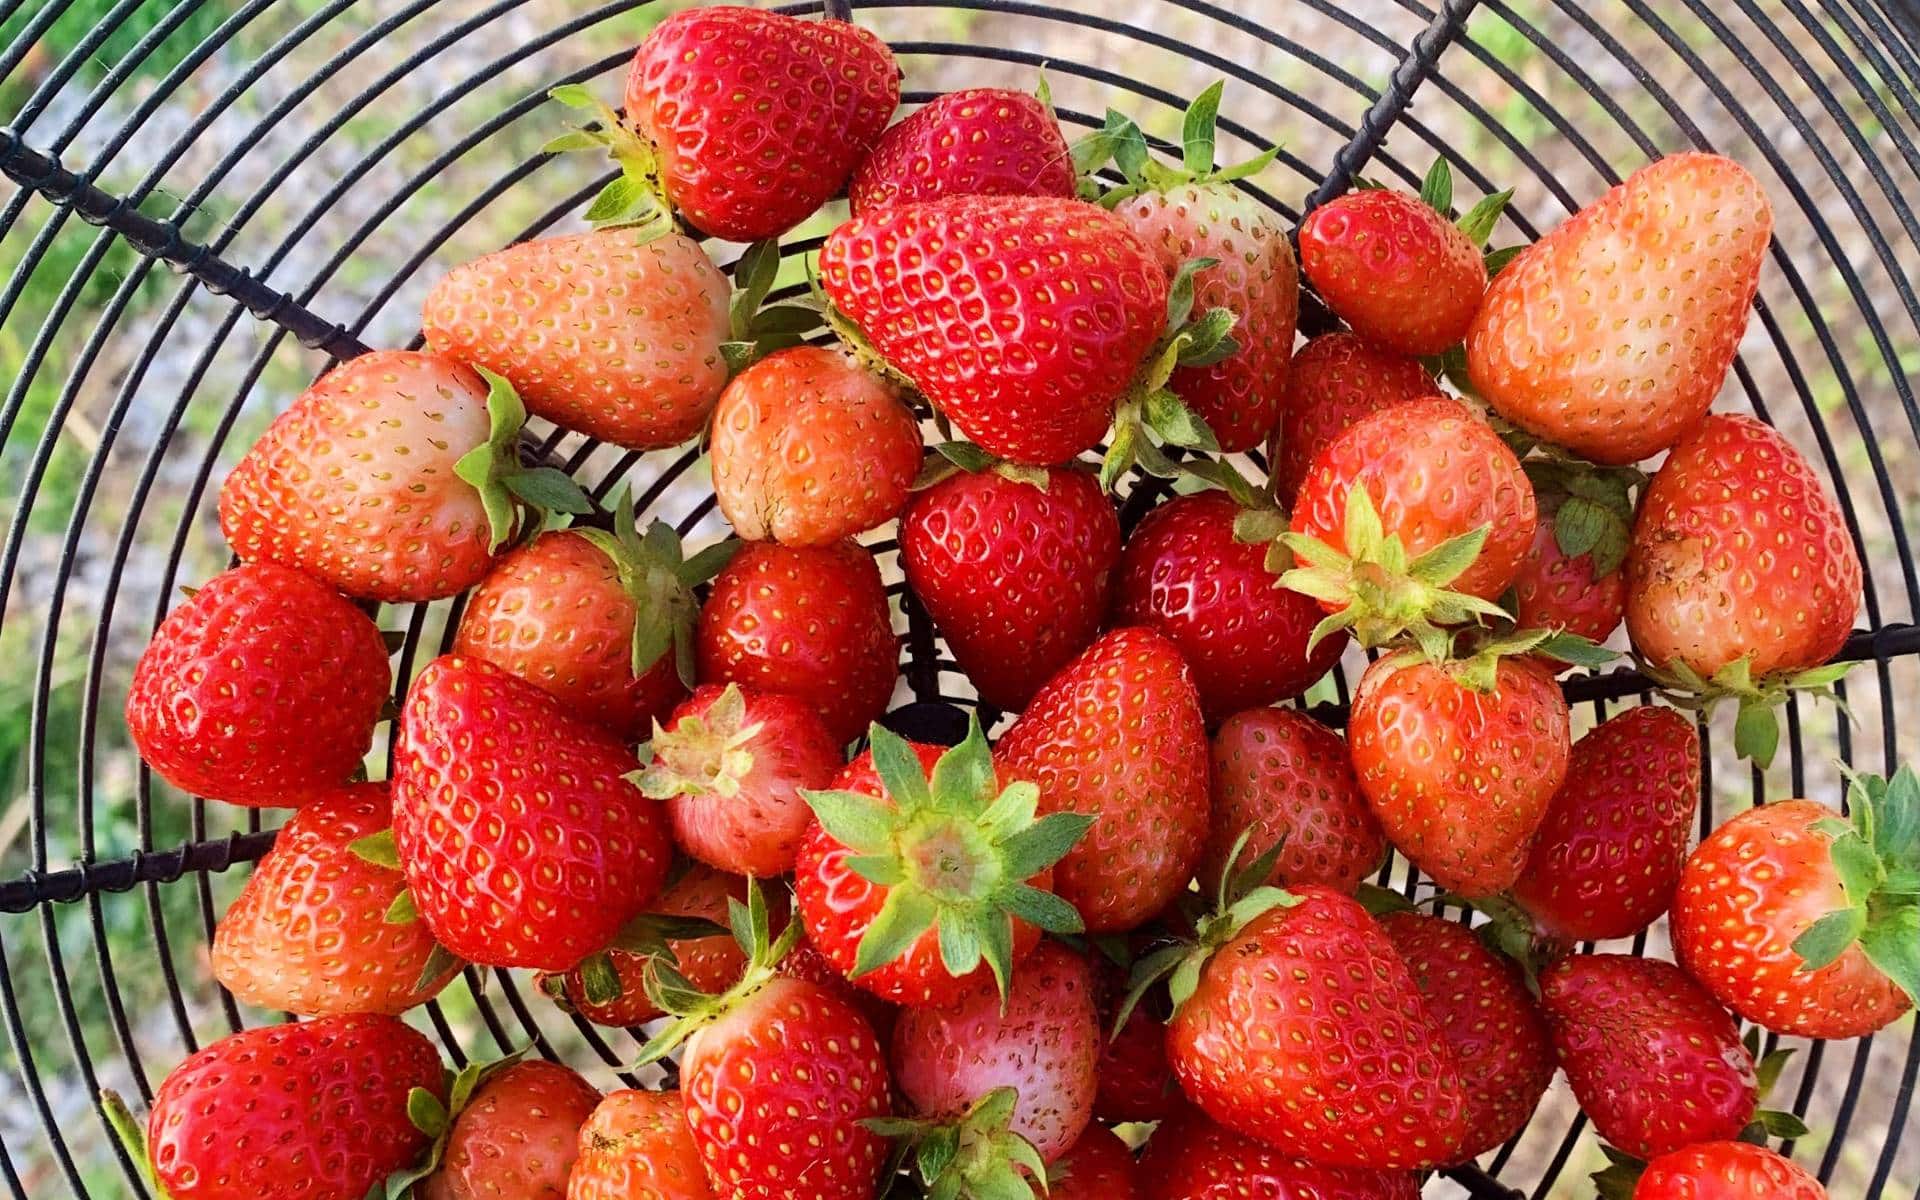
{"left": 850, "top": 87, "right": 1074, "bottom": 214}
{"left": 426, "top": 1060, "right": 601, "bottom": 1200}
{"left": 1510, "top": 516, "right": 1628, "bottom": 643}
{"left": 1049, "top": 1125, "right": 1141, "bottom": 1200}
{"left": 1137, "top": 1108, "right": 1420, "bottom": 1200}
{"left": 1301, "top": 187, "right": 1485, "bottom": 357}
{"left": 1267, "top": 332, "right": 1437, "bottom": 504}
{"left": 1633, "top": 1141, "right": 1829, "bottom": 1200}
{"left": 568, "top": 1089, "right": 714, "bottom": 1200}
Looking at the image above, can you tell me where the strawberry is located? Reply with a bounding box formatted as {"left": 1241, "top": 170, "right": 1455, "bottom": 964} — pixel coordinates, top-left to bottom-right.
{"left": 899, "top": 460, "right": 1119, "bottom": 711}
{"left": 220, "top": 352, "right": 584, "bottom": 602}
{"left": 695, "top": 539, "right": 898, "bottom": 746}
{"left": 1538, "top": 954, "right": 1759, "bottom": 1159}
{"left": 1267, "top": 332, "right": 1437, "bottom": 504}
{"left": 1625, "top": 413, "right": 1861, "bottom": 766}
{"left": 1508, "top": 705, "right": 1701, "bottom": 943}
{"left": 453, "top": 491, "right": 737, "bottom": 740}
{"left": 1348, "top": 645, "right": 1572, "bottom": 896}
{"left": 1377, "top": 911, "right": 1553, "bottom": 1160}
{"left": 1050, "top": 1125, "right": 1140, "bottom": 1200}
{"left": 710, "top": 345, "right": 922, "bottom": 546}
{"left": 1091, "top": 958, "right": 1178, "bottom": 1123}
{"left": 776, "top": 923, "right": 900, "bottom": 1041}
{"left": 1510, "top": 511, "right": 1628, "bottom": 643}
{"left": 635, "top": 683, "right": 844, "bottom": 878}
{"left": 566, "top": 1088, "right": 714, "bottom": 1200}
{"left": 1671, "top": 767, "right": 1919, "bottom": 1039}
{"left": 134, "top": 1014, "right": 444, "bottom": 1200}
{"left": 212, "top": 782, "right": 457, "bottom": 1016}
{"left": 1468, "top": 153, "right": 1772, "bottom": 465}
{"left": 1136, "top": 1108, "right": 1420, "bottom": 1200}
{"left": 891, "top": 940, "right": 1099, "bottom": 1161}
{"left": 850, "top": 86, "right": 1075, "bottom": 214}
{"left": 1299, "top": 161, "right": 1503, "bottom": 357}
{"left": 794, "top": 719, "right": 1091, "bottom": 1007}
{"left": 420, "top": 1059, "right": 601, "bottom": 1200}
{"left": 422, "top": 230, "right": 731, "bottom": 449}
{"left": 1110, "top": 490, "right": 1343, "bottom": 721}
{"left": 995, "top": 628, "right": 1210, "bottom": 932}
{"left": 392, "top": 655, "right": 672, "bottom": 972}
{"left": 124, "top": 562, "right": 389, "bottom": 807}
{"left": 820, "top": 195, "right": 1171, "bottom": 465}
{"left": 1627, "top": 1142, "right": 1827, "bottom": 1200}
{"left": 1203, "top": 706, "right": 1385, "bottom": 895}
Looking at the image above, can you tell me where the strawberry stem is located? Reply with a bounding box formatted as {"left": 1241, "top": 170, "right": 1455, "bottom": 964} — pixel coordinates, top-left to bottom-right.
{"left": 100, "top": 1090, "right": 171, "bottom": 1200}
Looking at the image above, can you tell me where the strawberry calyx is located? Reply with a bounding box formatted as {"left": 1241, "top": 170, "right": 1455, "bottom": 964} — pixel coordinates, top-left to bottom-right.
{"left": 1638, "top": 655, "right": 1856, "bottom": 769}
{"left": 385, "top": 1047, "right": 533, "bottom": 1197}
{"left": 451, "top": 368, "right": 595, "bottom": 551}
{"left": 565, "top": 909, "right": 732, "bottom": 1008}
{"left": 863, "top": 1087, "right": 1051, "bottom": 1200}
{"left": 1377, "top": 626, "right": 1616, "bottom": 696}
{"left": 344, "top": 830, "right": 467, "bottom": 995}
{"left": 631, "top": 683, "right": 765, "bottom": 803}
{"left": 1074, "top": 80, "right": 1280, "bottom": 207}
{"left": 1099, "top": 256, "right": 1240, "bottom": 491}
{"left": 1521, "top": 457, "right": 1648, "bottom": 581}
{"left": 545, "top": 85, "right": 675, "bottom": 241}
{"left": 913, "top": 441, "right": 1052, "bottom": 493}
{"left": 636, "top": 877, "right": 803, "bottom": 1066}
{"left": 1787, "top": 764, "right": 1920, "bottom": 1009}
{"left": 1181, "top": 456, "right": 1294, "bottom": 578}
{"left": 801, "top": 717, "right": 1094, "bottom": 998}
{"left": 720, "top": 238, "right": 826, "bottom": 373}
{"left": 100, "top": 1089, "right": 174, "bottom": 1200}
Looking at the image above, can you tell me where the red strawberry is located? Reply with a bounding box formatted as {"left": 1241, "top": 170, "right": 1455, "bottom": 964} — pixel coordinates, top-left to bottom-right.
{"left": 900, "top": 462, "right": 1119, "bottom": 711}
{"left": 710, "top": 346, "right": 922, "bottom": 546}
{"left": 635, "top": 683, "right": 843, "bottom": 878}
{"left": 1050, "top": 1125, "right": 1141, "bottom": 1200}
{"left": 892, "top": 940, "right": 1099, "bottom": 1162}
{"left": 618, "top": 6, "right": 898, "bottom": 241}
{"left": 1267, "top": 332, "right": 1437, "bottom": 504}
{"left": 776, "top": 923, "right": 900, "bottom": 1041}
{"left": 1091, "top": 958, "right": 1178, "bottom": 1123}
{"left": 392, "top": 655, "right": 672, "bottom": 971}
{"left": 695, "top": 540, "right": 898, "bottom": 746}
{"left": 1203, "top": 706, "right": 1385, "bottom": 895}
{"left": 566, "top": 1089, "right": 714, "bottom": 1200}
{"left": 1468, "top": 154, "right": 1772, "bottom": 465}
{"left": 1111, "top": 491, "right": 1344, "bottom": 721}
{"left": 422, "top": 230, "right": 731, "bottom": 449}
{"left": 820, "top": 195, "right": 1169, "bottom": 465}
{"left": 795, "top": 720, "right": 1091, "bottom": 1007}
{"left": 1509, "top": 705, "right": 1701, "bottom": 943}
{"left": 212, "top": 782, "right": 456, "bottom": 1016}
{"left": 1511, "top": 514, "right": 1628, "bottom": 642}
{"left": 1672, "top": 769, "right": 1919, "bottom": 1039}
{"left": 125, "top": 562, "right": 388, "bottom": 806}
{"left": 1625, "top": 413, "right": 1861, "bottom": 766}
{"left": 219, "top": 351, "right": 571, "bottom": 602}
{"left": 1137, "top": 1108, "right": 1420, "bottom": 1200}
{"left": 850, "top": 87, "right": 1075, "bottom": 214}
{"left": 1377, "top": 911, "right": 1554, "bottom": 1160}
{"left": 1538, "top": 954, "right": 1758, "bottom": 1159}
{"left": 141, "top": 1014, "right": 445, "bottom": 1200}
{"left": 1630, "top": 1142, "right": 1827, "bottom": 1200}
{"left": 1348, "top": 649, "right": 1570, "bottom": 896}
{"left": 422, "top": 1060, "right": 601, "bottom": 1200}
{"left": 995, "top": 628, "right": 1210, "bottom": 932}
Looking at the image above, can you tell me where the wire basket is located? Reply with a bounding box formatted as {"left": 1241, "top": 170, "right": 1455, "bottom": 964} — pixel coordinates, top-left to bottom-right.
{"left": 0, "top": 0, "right": 1917, "bottom": 1196}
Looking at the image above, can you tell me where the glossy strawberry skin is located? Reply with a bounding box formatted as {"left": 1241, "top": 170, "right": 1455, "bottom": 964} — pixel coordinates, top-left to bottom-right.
{"left": 1268, "top": 332, "right": 1437, "bottom": 504}
{"left": 125, "top": 562, "right": 388, "bottom": 807}
{"left": 1091, "top": 957, "right": 1178, "bottom": 1124}
{"left": 1112, "top": 181, "right": 1299, "bottom": 451}
{"left": 821, "top": 195, "right": 1169, "bottom": 464}
{"left": 1511, "top": 705, "right": 1701, "bottom": 942}
{"left": 1633, "top": 1141, "right": 1828, "bottom": 1200}
{"left": 422, "top": 230, "right": 730, "bottom": 449}
{"left": 1348, "top": 655, "right": 1570, "bottom": 897}
{"left": 219, "top": 350, "right": 498, "bottom": 603}
{"left": 776, "top": 925, "right": 900, "bottom": 1042}
{"left": 567, "top": 1089, "right": 714, "bottom": 1200}
{"left": 1167, "top": 886, "right": 1470, "bottom": 1169}
{"left": 709, "top": 346, "right": 922, "bottom": 547}
{"left": 1378, "top": 911, "right": 1553, "bottom": 1160}
{"left": 626, "top": 6, "right": 898, "bottom": 242}
{"left": 1050, "top": 1125, "right": 1141, "bottom": 1200}
{"left": 1468, "top": 154, "right": 1771, "bottom": 465}
{"left": 680, "top": 977, "right": 892, "bottom": 1200}
{"left": 1539, "top": 954, "right": 1758, "bottom": 1159}
{"left": 995, "top": 628, "right": 1210, "bottom": 933}
{"left": 392, "top": 655, "right": 672, "bottom": 971}
{"left": 1626, "top": 414, "right": 1861, "bottom": 681}
{"left": 695, "top": 540, "right": 898, "bottom": 746}
{"left": 213, "top": 783, "right": 455, "bottom": 1017}
{"left": 1137, "top": 1108, "right": 1421, "bottom": 1200}
{"left": 1112, "top": 492, "right": 1344, "bottom": 722}
{"left": 453, "top": 529, "right": 683, "bottom": 741}
{"left": 1291, "top": 397, "right": 1537, "bottom": 603}
{"left": 426, "top": 1060, "right": 601, "bottom": 1200}
{"left": 900, "top": 465, "right": 1119, "bottom": 711}
{"left": 1674, "top": 799, "right": 1913, "bottom": 1039}
{"left": 1511, "top": 517, "right": 1628, "bottom": 643}
{"left": 1204, "top": 707, "right": 1385, "bottom": 895}
{"left": 1300, "top": 188, "right": 1487, "bottom": 357}
{"left": 849, "top": 88, "right": 1074, "bottom": 214}
{"left": 147, "top": 1014, "right": 445, "bottom": 1200}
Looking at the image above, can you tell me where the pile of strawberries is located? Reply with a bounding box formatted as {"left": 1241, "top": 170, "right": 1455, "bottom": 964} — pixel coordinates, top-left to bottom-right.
{"left": 104, "top": 6, "right": 1916, "bottom": 1200}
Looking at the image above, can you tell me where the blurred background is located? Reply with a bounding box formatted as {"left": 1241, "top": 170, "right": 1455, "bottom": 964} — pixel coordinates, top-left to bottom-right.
{"left": 0, "top": 0, "right": 1916, "bottom": 1195}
